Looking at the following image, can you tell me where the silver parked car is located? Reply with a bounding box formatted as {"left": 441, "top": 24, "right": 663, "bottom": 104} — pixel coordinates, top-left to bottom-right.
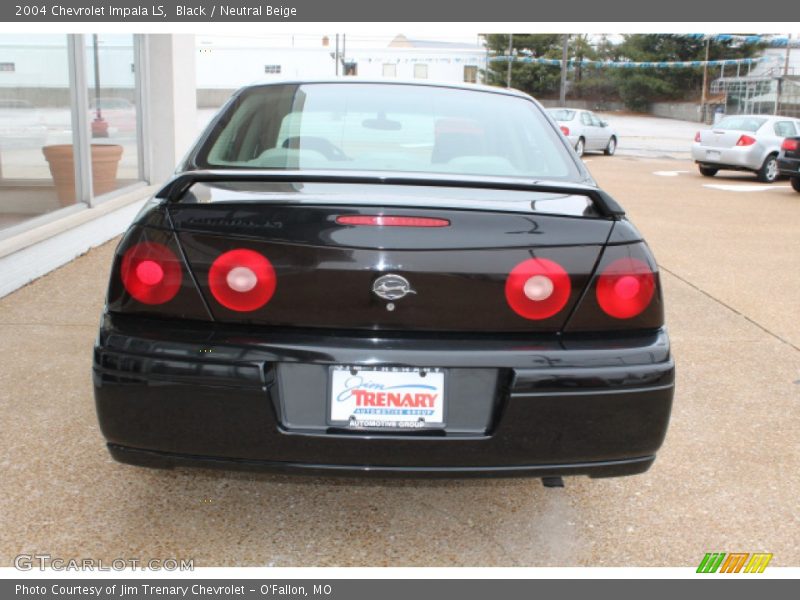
{"left": 691, "top": 114, "right": 800, "bottom": 182}
{"left": 548, "top": 108, "right": 618, "bottom": 157}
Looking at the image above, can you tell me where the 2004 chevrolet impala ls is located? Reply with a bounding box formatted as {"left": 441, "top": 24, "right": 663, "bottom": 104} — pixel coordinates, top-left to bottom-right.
{"left": 93, "top": 80, "right": 674, "bottom": 484}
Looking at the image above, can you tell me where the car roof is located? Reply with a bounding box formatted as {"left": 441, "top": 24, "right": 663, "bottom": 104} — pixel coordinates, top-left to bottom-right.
{"left": 240, "top": 77, "right": 534, "bottom": 100}
{"left": 720, "top": 114, "right": 799, "bottom": 122}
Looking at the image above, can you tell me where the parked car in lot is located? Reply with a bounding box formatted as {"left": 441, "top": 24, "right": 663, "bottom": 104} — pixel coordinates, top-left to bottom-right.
{"left": 93, "top": 80, "right": 673, "bottom": 483}
{"left": 548, "top": 108, "right": 618, "bottom": 157}
{"left": 777, "top": 136, "right": 800, "bottom": 191}
{"left": 691, "top": 114, "right": 800, "bottom": 182}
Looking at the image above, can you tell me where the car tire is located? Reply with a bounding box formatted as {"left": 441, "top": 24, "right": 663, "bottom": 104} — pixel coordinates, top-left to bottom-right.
{"left": 791, "top": 177, "right": 800, "bottom": 192}
{"left": 575, "top": 138, "right": 585, "bottom": 157}
{"left": 756, "top": 154, "right": 779, "bottom": 183}
{"left": 698, "top": 165, "right": 718, "bottom": 177}
{"left": 603, "top": 136, "right": 617, "bottom": 156}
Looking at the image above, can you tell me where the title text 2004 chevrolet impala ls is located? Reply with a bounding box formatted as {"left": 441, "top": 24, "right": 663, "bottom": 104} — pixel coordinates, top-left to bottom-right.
{"left": 93, "top": 80, "right": 674, "bottom": 484}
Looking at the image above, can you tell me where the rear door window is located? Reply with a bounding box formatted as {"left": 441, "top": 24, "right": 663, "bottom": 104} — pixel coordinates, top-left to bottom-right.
{"left": 774, "top": 121, "right": 797, "bottom": 137}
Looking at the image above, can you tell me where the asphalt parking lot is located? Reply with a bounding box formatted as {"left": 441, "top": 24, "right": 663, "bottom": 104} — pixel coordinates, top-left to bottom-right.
{"left": 1, "top": 153, "right": 799, "bottom": 567}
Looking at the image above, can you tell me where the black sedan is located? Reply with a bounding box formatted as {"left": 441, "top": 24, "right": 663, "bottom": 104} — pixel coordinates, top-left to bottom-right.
{"left": 93, "top": 80, "right": 674, "bottom": 484}
{"left": 777, "top": 136, "right": 800, "bottom": 191}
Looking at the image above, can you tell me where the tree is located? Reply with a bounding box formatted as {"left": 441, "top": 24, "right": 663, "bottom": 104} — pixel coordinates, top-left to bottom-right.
{"left": 609, "top": 34, "right": 764, "bottom": 111}
{"left": 483, "top": 34, "right": 564, "bottom": 96}
{"left": 483, "top": 33, "right": 765, "bottom": 111}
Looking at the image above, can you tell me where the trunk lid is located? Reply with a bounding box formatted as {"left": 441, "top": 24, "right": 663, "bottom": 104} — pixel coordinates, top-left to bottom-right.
{"left": 167, "top": 182, "right": 613, "bottom": 333}
{"left": 699, "top": 128, "right": 754, "bottom": 149}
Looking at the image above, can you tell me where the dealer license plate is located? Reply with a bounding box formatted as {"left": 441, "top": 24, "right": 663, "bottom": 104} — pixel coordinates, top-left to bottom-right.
{"left": 329, "top": 366, "right": 445, "bottom": 429}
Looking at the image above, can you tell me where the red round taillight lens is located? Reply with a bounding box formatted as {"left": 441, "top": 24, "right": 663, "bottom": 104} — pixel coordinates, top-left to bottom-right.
{"left": 560, "top": 125, "right": 570, "bottom": 136}
{"left": 120, "top": 242, "right": 182, "bottom": 305}
{"left": 505, "top": 258, "right": 571, "bottom": 320}
{"left": 596, "top": 257, "right": 655, "bottom": 319}
{"left": 208, "top": 249, "right": 276, "bottom": 312}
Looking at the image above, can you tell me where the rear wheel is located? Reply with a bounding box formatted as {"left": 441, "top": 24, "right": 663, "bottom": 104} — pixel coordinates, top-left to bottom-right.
{"left": 604, "top": 136, "right": 617, "bottom": 156}
{"left": 698, "top": 165, "right": 718, "bottom": 177}
{"left": 791, "top": 177, "right": 800, "bottom": 192}
{"left": 575, "top": 137, "right": 585, "bottom": 157}
{"left": 756, "top": 154, "right": 779, "bottom": 183}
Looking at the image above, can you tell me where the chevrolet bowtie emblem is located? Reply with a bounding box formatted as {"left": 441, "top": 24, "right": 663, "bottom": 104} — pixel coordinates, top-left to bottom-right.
{"left": 372, "top": 274, "right": 416, "bottom": 301}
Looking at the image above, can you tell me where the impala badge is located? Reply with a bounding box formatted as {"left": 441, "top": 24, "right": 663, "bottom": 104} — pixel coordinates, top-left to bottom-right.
{"left": 372, "top": 274, "right": 416, "bottom": 301}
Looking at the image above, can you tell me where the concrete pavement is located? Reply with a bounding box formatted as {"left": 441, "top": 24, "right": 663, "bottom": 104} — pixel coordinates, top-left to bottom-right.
{"left": 1, "top": 155, "right": 798, "bottom": 567}
{"left": 596, "top": 112, "right": 699, "bottom": 160}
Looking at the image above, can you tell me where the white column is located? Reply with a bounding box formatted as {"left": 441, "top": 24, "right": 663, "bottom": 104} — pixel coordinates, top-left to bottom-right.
{"left": 141, "top": 34, "right": 197, "bottom": 184}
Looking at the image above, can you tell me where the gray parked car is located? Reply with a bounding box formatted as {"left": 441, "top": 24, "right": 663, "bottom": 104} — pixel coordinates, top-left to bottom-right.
{"left": 691, "top": 114, "right": 800, "bottom": 182}
{"left": 548, "top": 108, "right": 618, "bottom": 157}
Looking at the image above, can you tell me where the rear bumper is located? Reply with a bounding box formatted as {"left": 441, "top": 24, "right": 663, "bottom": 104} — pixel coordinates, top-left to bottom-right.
{"left": 93, "top": 313, "right": 674, "bottom": 478}
{"left": 691, "top": 143, "right": 764, "bottom": 170}
{"left": 778, "top": 155, "right": 800, "bottom": 176}
{"left": 107, "top": 444, "right": 656, "bottom": 478}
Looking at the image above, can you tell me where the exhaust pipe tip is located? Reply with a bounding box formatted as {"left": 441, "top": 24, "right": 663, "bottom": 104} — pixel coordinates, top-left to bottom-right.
{"left": 542, "top": 476, "right": 564, "bottom": 488}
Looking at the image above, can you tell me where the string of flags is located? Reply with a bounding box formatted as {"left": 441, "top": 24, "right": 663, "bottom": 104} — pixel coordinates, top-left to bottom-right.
{"left": 488, "top": 56, "right": 770, "bottom": 69}
{"left": 683, "top": 34, "right": 798, "bottom": 47}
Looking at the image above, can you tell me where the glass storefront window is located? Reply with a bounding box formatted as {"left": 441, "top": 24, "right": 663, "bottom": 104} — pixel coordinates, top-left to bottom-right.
{"left": 0, "top": 34, "right": 144, "bottom": 236}
{"left": 0, "top": 35, "right": 74, "bottom": 231}
{"left": 85, "top": 34, "right": 140, "bottom": 195}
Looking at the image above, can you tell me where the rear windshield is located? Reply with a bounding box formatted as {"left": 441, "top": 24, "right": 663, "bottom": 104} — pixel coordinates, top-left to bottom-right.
{"left": 548, "top": 109, "right": 575, "bottom": 122}
{"left": 196, "top": 83, "right": 580, "bottom": 180}
{"left": 714, "top": 116, "right": 767, "bottom": 132}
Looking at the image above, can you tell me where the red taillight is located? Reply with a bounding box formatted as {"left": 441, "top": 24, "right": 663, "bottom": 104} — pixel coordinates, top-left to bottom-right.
{"left": 120, "top": 242, "right": 182, "bottom": 305}
{"left": 336, "top": 215, "right": 450, "bottom": 227}
{"left": 736, "top": 134, "right": 756, "bottom": 147}
{"left": 694, "top": 132, "right": 701, "bottom": 143}
{"left": 208, "top": 249, "right": 276, "bottom": 312}
{"left": 505, "top": 258, "right": 571, "bottom": 320}
{"left": 560, "top": 125, "right": 570, "bottom": 136}
{"left": 595, "top": 257, "right": 655, "bottom": 319}
{"left": 782, "top": 138, "right": 799, "bottom": 151}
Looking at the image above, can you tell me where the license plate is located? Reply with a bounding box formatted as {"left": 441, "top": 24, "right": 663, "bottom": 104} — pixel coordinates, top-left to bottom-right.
{"left": 329, "top": 366, "right": 445, "bottom": 429}
{"left": 706, "top": 150, "right": 721, "bottom": 160}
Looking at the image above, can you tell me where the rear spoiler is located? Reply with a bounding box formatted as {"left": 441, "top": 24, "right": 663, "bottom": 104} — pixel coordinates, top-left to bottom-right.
{"left": 156, "top": 169, "right": 625, "bottom": 217}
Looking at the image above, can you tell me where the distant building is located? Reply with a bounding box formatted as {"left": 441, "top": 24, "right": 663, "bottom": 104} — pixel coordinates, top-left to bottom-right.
{"left": 711, "top": 48, "right": 800, "bottom": 118}
{"left": 195, "top": 34, "right": 487, "bottom": 107}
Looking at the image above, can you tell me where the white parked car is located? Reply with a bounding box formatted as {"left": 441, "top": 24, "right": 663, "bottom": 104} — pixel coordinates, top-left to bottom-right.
{"left": 548, "top": 108, "right": 618, "bottom": 157}
{"left": 691, "top": 114, "right": 800, "bottom": 183}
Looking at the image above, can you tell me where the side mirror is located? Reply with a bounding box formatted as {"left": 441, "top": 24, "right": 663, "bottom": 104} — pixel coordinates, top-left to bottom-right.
{"left": 600, "top": 120, "right": 609, "bottom": 127}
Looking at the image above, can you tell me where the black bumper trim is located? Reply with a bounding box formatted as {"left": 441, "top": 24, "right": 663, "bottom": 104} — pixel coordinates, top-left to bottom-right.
{"left": 778, "top": 156, "right": 800, "bottom": 176}
{"left": 108, "top": 444, "right": 655, "bottom": 479}
{"left": 94, "top": 316, "right": 674, "bottom": 476}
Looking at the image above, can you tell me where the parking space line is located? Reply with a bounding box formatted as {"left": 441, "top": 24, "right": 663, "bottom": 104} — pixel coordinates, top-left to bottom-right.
{"left": 659, "top": 266, "right": 800, "bottom": 354}
{"left": 653, "top": 170, "right": 690, "bottom": 177}
{"left": 702, "top": 184, "right": 791, "bottom": 192}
